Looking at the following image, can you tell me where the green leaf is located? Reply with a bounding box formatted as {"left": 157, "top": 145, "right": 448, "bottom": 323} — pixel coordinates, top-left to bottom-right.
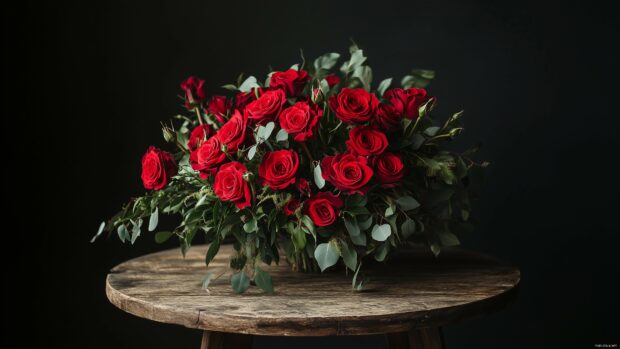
{"left": 275, "top": 128, "right": 288, "bottom": 142}
{"left": 437, "top": 230, "right": 460, "bottom": 247}
{"left": 148, "top": 207, "right": 159, "bottom": 232}
{"left": 346, "top": 206, "right": 370, "bottom": 216}
{"left": 374, "top": 242, "right": 389, "bottom": 262}
{"left": 358, "top": 216, "right": 373, "bottom": 231}
{"left": 430, "top": 243, "right": 441, "bottom": 256}
{"left": 154, "top": 231, "right": 174, "bottom": 243}
{"left": 314, "top": 52, "right": 340, "bottom": 71}
{"left": 205, "top": 239, "right": 220, "bottom": 266}
{"left": 221, "top": 84, "right": 238, "bottom": 91}
{"left": 238, "top": 76, "right": 258, "bottom": 92}
{"left": 352, "top": 65, "right": 373, "bottom": 91}
{"left": 290, "top": 224, "right": 307, "bottom": 251}
{"left": 90, "top": 221, "right": 106, "bottom": 243}
{"left": 350, "top": 232, "right": 367, "bottom": 246}
{"left": 339, "top": 240, "right": 357, "bottom": 271}
{"left": 384, "top": 205, "right": 396, "bottom": 217}
{"left": 411, "top": 133, "right": 426, "bottom": 149}
{"left": 247, "top": 144, "right": 257, "bottom": 160}
{"left": 301, "top": 215, "right": 315, "bottom": 236}
{"left": 243, "top": 216, "right": 257, "bottom": 233}
{"left": 130, "top": 219, "right": 142, "bottom": 245}
{"left": 401, "top": 219, "right": 416, "bottom": 239}
{"left": 254, "top": 267, "right": 274, "bottom": 294}
{"left": 376, "top": 77, "right": 393, "bottom": 96}
{"left": 201, "top": 272, "right": 213, "bottom": 290}
{"left": 401, "top": 69, "right": 435, "bottom": 88}
{"left": 314, "top": 241, "right": 340, "bottom": 272}
{"left": 396, "top": 196, "right": 421, "bottom": 211}
{"left": 313, "top": 163, "right": 325, "bottom": 189}
{"left": 263, "top": 121, "right": 275, "bottom": 140}
{"left": 342, "top": 49, "right": 367, "bottom": 73}
{"left": 346, "top": 195, "right": 367, "bottom": 208}
{"left": 344, "top": 216, "right": 360, "bottom": 237}
{"left": 424, "top": 126, "right": 441, "bottom": 137}
{"left": 231, "top": 271, "right": 250, "bottom": 294}
{"left": 351, "top": 261, "right": 367, "bottom": 291}
{"left": 117, "top": 224, "right": 128, "bottom": 243}
{"left": 371, "top": 224, "right": 391, "bottom": 242}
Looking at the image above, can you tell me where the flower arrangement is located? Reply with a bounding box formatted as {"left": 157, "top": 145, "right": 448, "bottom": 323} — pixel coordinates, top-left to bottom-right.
{"left": 93, "top": 44, "right": 486, "bottom": 294}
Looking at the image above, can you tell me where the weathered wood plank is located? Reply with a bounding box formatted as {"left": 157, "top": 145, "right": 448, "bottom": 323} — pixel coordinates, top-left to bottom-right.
{"left": 106, "top": 244, "right": 520, "bottom": 336}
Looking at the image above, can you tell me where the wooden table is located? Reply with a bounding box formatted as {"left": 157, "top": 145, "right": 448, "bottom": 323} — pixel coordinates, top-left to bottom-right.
{"left": 106, "top": 244, "right": 520, "bottom": 348}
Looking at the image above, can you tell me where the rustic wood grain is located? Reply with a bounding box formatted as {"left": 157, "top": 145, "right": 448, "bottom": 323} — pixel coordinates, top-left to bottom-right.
{"left": 106, "top": 244, "right": 520, "bottom": 336}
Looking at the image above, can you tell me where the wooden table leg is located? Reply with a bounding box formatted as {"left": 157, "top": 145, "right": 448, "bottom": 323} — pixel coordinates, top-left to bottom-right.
{"left": 200, "top": 330, "right": 253, "bottom": 349}
{"left": 386, "top": 328, "right": 445, "bottom": 349}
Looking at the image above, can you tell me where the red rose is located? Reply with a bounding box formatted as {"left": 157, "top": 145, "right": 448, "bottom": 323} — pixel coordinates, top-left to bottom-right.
{"left": 235, "top": 88, "right": 261, "bottom": 112}
{"left": 245, "top": 89, "right": 286, "bottom": 124}
{"left": 279, "top": 101, "right": 323, "bottom": 142}
{"left": 321, "top": 153, "right": 374, "bottom": 195}
{"left": 325, "top": 74, "right": 341, "bottom": 88}
{"left": 304, "top": 192, "right": 343, "bottom": 227}
{"left": 371, "top": 152, "right": 405, "bottom": 188}
{"left": 402, "top": 88, "right": 431, "bottom": 119}
{"left": 295, "top": 178, "right": 311, "bottom": 197}
{"left": 371, "top": 89, "right": 406, "bottom": 131}
{"left": 258, "top": 149, "right": 299, "bottom": 190}
{"left": 345, "top": 125, "right": 389, "bottom": 156}
{"left": 206, "top": 95, "right": 231, "bottom": 124}
{"left": 180, "top": 76, "right": 207, "bottom": 109}
{"left": 140, "top": 146, "right": 178, "bottom": 190}
{"left": 213, "top": 162, "right": 251, "bottom": 209}
{"left": 215, "top": 110, "right": 247, "bottom": 154}
{"left": 282, "top": 198, "right": 299, "bottom": 216}
{"left": 270, "top": 69, "right": 310, "bottom": 97}
{"left": 328, "top": 88, "right": 378, "bottom": 124}
{"left": 189, "top": 136, "right": 227, "bottom": 179}
{"left": 187, "top": 124, "right": 214, "bottom": 152}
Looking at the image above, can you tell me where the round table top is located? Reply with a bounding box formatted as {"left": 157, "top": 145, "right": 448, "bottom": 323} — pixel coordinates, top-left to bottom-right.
{"left": 106, "top": 244, "right": 520, "bottom": 336}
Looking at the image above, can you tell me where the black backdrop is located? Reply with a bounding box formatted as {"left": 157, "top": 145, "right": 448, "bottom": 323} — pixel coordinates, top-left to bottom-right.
{"left": 6, "top": 0, "right": 617, "bottom": 348}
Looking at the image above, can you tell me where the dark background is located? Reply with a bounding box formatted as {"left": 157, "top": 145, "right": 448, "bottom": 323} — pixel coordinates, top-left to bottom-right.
{"left": 5, "top": 0, "right": 617, "bottom": 348}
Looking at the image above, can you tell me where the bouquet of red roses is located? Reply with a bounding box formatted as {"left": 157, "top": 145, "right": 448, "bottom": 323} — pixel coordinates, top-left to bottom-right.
{"left": 93, "top": 44, "right": 486, "bottom": 294}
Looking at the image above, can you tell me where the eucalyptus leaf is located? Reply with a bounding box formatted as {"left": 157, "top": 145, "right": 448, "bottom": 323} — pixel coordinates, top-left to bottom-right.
{"left": 401, "top": 218, "right": 416, "bottom": 239}
{"left": 231, "top": 271, "right": 250, "bottom": 294}
{"left": 314, "top": 52, "right": 340, "bottom": 70}
{"left": 202, "top": 272, "right": 214, "bottom": 290}
{"left": 291, "top": 224, "right": 307, "bottom": 251}
{"left": 130, "top": 219, "right": 142, "bottom": 245}
{"left": 396, "top": 196, "right": 421, "bottom": 211}
{"left": 238, "top": 76, "right": 259, "bottom": 92}
{"left": 243, "top": 217, "right": 257, "bottom": 233}
{"left": 247, "top": 144, "right": 257, "bottom": 160}
{"left": 254, "top": 267, "right": 274, "bottom": 294}
{"left": 313, "top": 163, "right": 325, "bottom": 189}
{"left": 263, "top": 121, "right": 275, "bottom": 140}
{"left": 314, "top": 241, "right": 339, "bottom": 272}
{"left": 90, "top": 221, "right": 106, "bottom": 243}
{"left": 376, "top": 77, "right": 393, "bottom": 96}
{"left": 358, "top": 216, "right": 373, "bottom": 231}
{"left": 424, "top": 126, "right": 441, "bottom": 137}
{"left": 275, "top": 128, "right": 288, "bottom": 142}
{"left": 438, "top": 230, "right": 460, "bottom": 247}
{"left": 374, "top": 242, "right": 389, "bottom": 262}
{"left": 221, "top": 84, "right": 238, "bottom": 91}
{"left": 350, "top": 232, "right": 367, "bottom": 246}
{"left": 371, "top": 224, "right": 391, "bottom": 242}
{"left": 344, "top": 216, "right": 360, "bottom": 237}
{"left": 117, "top": 224, "right": 128, "bottom": 243}
{"left": 154, "top": 231, "right": 174, "bottom": 243}
{"left": 339, "top": 240, "right": 358, "bottom": 271}
{"left": 148, "top": 207, "right": 159, "bottom": 232}
{"left": 352, "top": 65, "right": 372, "bottom": 91}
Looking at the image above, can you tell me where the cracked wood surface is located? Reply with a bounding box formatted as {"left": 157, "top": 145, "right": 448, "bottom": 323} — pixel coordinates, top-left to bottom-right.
{"left": 106, "top": 244, "right": 520, "bottom": 336}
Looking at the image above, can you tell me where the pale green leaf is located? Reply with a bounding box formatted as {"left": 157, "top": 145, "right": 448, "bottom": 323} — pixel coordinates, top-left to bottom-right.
{"left": 371, "top": 224, "right": 391, "bottom": 242}
{"left": 254, "top": 267, "right": 274, "bottom": 294}
{"left": 396, "top": 196, "right": 421, "bottom": 211}
{"left": 313, "top": 163, "right": 325, "bottom": 189}
{"left": 231, "top": 271, "right": 250, "bottom": 294}
{"left": 314, "top": 241, "right": 339, "bottom": 272}
{"left": 148, "top": 207, "right": 159, "bottom": 232}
